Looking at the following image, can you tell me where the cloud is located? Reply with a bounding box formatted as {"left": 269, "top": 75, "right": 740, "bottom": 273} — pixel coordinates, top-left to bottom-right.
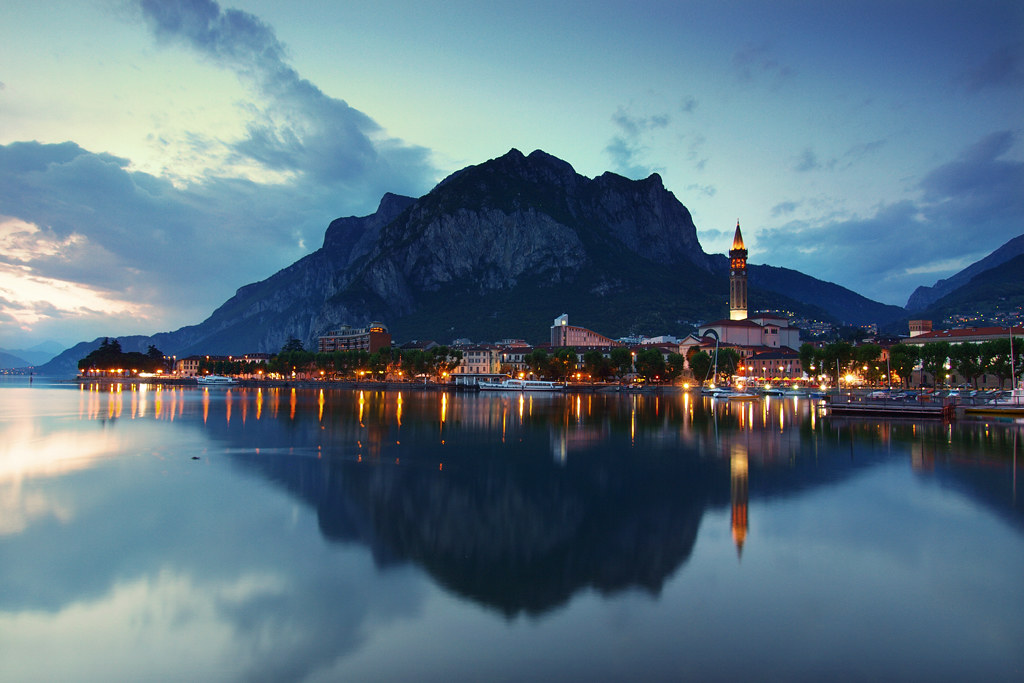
{"left": 0, "top": 2, "right": 447, "bottom": 347}
{"left": 770, "top": 201, "right": 799, "bottom": 218}
{"left": 732, "top": 42, "right": 794, "bottom": 86}
{"left": 958, "top": 42, "right": 1024, "bottom": 92}
{"left": 680, "top": 96, "right": 698, "bottom": 113}
{"left": 0, "top": 139, "right": 371, "bottom": 345}
{"left": 604, "top": 105, "right": 671, "bottom": 178}
{"left": 136, "top": 0, "right": 436, "bottom": 195}
{"left": 757, "top": 131, "right": 1024, "bottom": 305}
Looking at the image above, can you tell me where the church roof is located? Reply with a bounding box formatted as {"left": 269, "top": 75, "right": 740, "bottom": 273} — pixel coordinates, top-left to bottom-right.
{"left": 731, "top": 221, "right": 745, "bottom": 250}
{"left": 701, "top": 318, "right": 762, "bottom": 329}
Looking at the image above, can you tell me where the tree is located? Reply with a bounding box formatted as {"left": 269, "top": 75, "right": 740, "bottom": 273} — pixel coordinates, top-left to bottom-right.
{"left": 888, "top": 344, "right": 920, "bottom": 388}
{"left": 280, "top": 338, "right": 305, "bottom": 353}
{"left": 919, "top": 341, "right": 951, "bottom": 387}
{"left": 583, "top": 349, "right": 611, "bottom": 381}
{"left": 527, "top": 348, "right": 550, "bottom": 378}
{"left": 634, "top": 348, "right": 667, "bottom": 382}
{"left": 689, "top": 351, "right": 712, "bottom": 384}
{"left": 665, "top": 352, "right": 686, "bottom": 383}
{"left": 854, "top": 343, "right": 883, "bottom": 385}
{"left": 979, "top": 338, "right": 1016, "bottom": 388}
{"left": 609, "top": 347, "right": 633, "bottom": 380}
{"left": 949, "top": 343, "right": 983, "bottom": 389}
{"left": 716, "top": 348, "right": 740, "bottom": 383}
{"left": 550, "top": 347, "right": 577, "bottom": 380}
{"left": 821, "top": 341, "right": 854, "bottom": 384}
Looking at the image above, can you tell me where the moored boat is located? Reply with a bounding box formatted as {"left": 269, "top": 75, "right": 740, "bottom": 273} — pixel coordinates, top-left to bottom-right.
{"left": 478, "top": 378, "right": 564, "bottom": 392}
{"left": 196, "top": 374, "right": 238, "bottom": 386}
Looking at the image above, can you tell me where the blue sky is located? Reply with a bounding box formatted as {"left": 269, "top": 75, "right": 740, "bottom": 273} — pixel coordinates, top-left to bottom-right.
{"left": 1, "top": 0, "right": 1022, "bottom": 348}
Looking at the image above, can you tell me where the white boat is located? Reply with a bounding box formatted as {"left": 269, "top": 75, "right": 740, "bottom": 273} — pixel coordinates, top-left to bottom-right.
{"left": 478, "top": 378, "right": 564, "bottom": 392}
{"left": 993, "top": 388, "right": 1024, "bottom": 406}
{"left": 196, "top": 374, "right": 238, "bottom": 386}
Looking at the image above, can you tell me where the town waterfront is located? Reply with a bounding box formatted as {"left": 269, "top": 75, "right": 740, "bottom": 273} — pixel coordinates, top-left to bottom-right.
{"left": 1, "top": 380, "right": 1022, "bottom": 682}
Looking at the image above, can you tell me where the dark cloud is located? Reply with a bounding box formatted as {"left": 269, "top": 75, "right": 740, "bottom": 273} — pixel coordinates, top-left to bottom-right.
{"left": 0, "top": 140, "right": 378, "bottom": 339}
{"left": 137, "top": 0, "right": 436, "bottom": 196}
{"left": 680, "top": 96, "right": 698, "bottom": 113}
{"left": 758, "top": 132, "right": 1024, "bottom": 305}
{"left": 958, "top": 43, "right": 1024, "bottom": 92}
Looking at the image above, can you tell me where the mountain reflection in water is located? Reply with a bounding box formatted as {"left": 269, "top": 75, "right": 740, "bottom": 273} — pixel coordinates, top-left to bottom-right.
{"left": 137, "top": 385, "right": 1020, "bottom": 617}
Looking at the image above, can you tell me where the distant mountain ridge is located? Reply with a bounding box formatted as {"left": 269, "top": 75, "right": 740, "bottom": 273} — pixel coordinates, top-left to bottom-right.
{"left": 907, "top": 234, "right": 1024, "bottom": 311}
{"left": 41, "top": 149, "right": 904, "bottom": 375}
{"left": 915, "top": 252, "right": 1024, "bottom": 325}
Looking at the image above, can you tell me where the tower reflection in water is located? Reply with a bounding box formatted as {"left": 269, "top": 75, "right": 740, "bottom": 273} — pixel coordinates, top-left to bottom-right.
{"left": 71, "top": 385, "right": 1023, "bottom": 617}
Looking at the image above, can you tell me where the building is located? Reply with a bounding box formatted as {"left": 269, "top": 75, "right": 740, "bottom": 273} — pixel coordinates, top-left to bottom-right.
{"left": 745, "top": 349, "right": 802, "bottom": 381}
{"left": 908, "top": 320, "right": 933, "bottom": 337}
{"left": 729, "top": 221, "right": 748, "bottom": 321}
{"left": 550, "top": 314, "right": 622, "bottom": 347}
{"left": 698, "top": 315, "right": 800, "bottom": 352}
{"left": 318, "top": 323, "right": 391, "bottom": 354}
{"left": 903, "top": 324, "right": 1022, "bottom": 347}
{"left": 453, "top": 344, "right": 500, "bottom": 375}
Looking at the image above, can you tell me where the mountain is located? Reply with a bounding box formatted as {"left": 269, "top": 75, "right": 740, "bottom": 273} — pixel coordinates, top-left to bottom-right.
{"left": 40, "top": 149, "right": 904, "bottom": 374}
{"left": 914, "top": 253, "right": 1024, "bottom": 325}
{"left": 0, "top": 350, "right": 30, "bottom": 369}
{"left": 907, "top": 234, "right": 1024, "bottom": 311}
{"left": 0, "top": 341, "right": 65, "bottom": 367}
{"left": 705, "top": 257, "right": 905, "bottom": 326}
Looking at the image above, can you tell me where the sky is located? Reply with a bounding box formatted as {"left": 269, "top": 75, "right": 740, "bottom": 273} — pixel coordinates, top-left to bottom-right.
{"left": 1, "top": 0, "right": 1022, "bottom": 349}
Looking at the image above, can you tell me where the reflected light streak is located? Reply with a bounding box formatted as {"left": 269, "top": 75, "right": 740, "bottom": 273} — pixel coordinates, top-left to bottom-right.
{"left": 318, "top": 389, "right": 324, "bottom": 422}
{"left": 256, "top": 389, "right": 263, "bottom": 421}
{"left": 202, "top": 390, "right": 209, "bottom": 424}
{"left": 289, "top": 388, "right": 296, "bottom": 421}
{"left": 396, "top": 392, "right": 402, "bottom": 428}
{"left": 225, "top": 390, "right": 232, "bottom": 425}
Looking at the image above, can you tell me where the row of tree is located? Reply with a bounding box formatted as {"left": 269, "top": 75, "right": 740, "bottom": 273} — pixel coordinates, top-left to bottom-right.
{"left": 521, "top": 347, "right": 686, "bottom": 382}
{"left": 200, "top": 342, "right": 464, "bottom": 380}
{"left": 78, "top": 339, "right": 168, "bottom": 374}
{"left": 798, "top": 338, "right": 1022, "bottom": 388}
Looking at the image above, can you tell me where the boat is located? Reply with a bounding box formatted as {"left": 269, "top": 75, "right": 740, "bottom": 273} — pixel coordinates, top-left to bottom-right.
{"left": 724, "top": 391, "right": 759, "bottom": 400}
{"left": 196, "top": 374, "right": 238, "bottom": 386}
{"left": 477, "top": 378, "right": 564, "bottom": 392}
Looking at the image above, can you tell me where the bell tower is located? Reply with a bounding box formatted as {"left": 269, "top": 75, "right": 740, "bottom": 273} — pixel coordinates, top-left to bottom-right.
{"left": 729, "top": 221, "right": 748, "bottom": 321}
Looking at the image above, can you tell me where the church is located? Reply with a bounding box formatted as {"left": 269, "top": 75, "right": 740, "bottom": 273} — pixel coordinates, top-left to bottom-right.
{"left": 682, "top": 222, "right": 803, "bottom": 380}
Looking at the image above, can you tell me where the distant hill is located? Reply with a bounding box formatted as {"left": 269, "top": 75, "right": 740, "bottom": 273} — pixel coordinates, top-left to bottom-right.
{"left": 915, "top": 253, "right": 1024, "bottom": 325}
{"left": 907, "top": 234, "right": 1024, "bottom": 311}
{"left": 41, "top": 149, "right": 906, "bottom": 375}
{"left": 0, "top": 341, "right": 65, "bottom": 367}
{"left": 0, "top": 350, "right": 30, "bottom": 369}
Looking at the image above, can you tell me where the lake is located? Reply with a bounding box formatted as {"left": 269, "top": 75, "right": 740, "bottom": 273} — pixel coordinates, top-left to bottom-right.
{"left": 1, "top": 380, "right": 1022, "bottom": 682}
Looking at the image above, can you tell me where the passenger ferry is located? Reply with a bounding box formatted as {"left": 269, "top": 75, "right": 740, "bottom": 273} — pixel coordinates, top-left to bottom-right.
{"left": 196, "top": 374, "right": 238, "bottom": 386}
{"left": 477, "top": 378, "right": 564, "bottom": 392}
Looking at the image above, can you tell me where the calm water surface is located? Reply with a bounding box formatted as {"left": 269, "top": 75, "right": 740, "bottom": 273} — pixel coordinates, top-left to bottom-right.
{"left": 1, "top": 381, "right": 1022, "bottom": 682}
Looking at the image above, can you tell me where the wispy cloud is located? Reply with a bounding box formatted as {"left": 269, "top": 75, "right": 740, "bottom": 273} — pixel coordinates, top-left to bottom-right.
{"left": 604, "top": 105, "right": 671, "bottom": 178}
{"left": 732, "top": 42, "right": 794, "bottom": 86}
{"left": 758, "top": 131, "right": 1024, "bottom": 305}
{"left": 137, "top": 0, "right": 436, "bottom": 195}
{"left": 958, "top": 42, "right": 1024, "bottom": 92}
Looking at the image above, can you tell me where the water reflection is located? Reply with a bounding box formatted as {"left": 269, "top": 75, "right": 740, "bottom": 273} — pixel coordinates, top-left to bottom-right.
{"left": 2, "top": 384, "right": 1022, "bottom": 680}
{"left": 34, "top": 384, "right": 1020, "bottom": 616}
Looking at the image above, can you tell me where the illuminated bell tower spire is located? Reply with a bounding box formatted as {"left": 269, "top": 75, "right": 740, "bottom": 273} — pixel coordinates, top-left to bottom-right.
{"left": 729, "top": 221, "right": 748, "bottom": 321}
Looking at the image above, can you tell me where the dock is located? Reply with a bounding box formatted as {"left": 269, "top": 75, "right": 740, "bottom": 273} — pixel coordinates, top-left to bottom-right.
{"left": 823, "top": 395, "right": 956, "bottom": 420}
